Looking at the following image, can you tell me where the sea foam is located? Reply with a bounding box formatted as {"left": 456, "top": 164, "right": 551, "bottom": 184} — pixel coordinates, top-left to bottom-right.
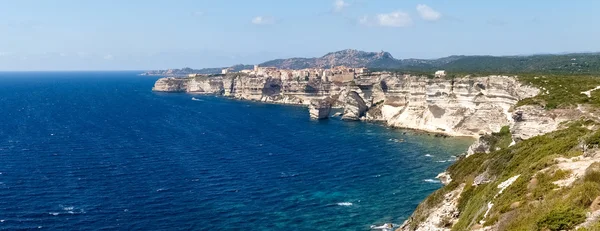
{"left": 337, "top": 202, "right": 353, "bottom": 206}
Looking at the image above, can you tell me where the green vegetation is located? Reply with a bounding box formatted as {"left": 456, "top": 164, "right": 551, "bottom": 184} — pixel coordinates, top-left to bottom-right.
{"left": 409, "top": 120, "right": 600, "bottom": 231}
{"left": 479, "top": 126, "right": 513, "bottom": 152}
{"left": 516, "top": 75, "right": 600, "bottom": 109}
{"left": 586, "top": 130, "right": 600, "bottom": 147}
{"left": 578, "top": 222, "right": 600, "bottom": 231}
{"left": 372, "top": 53, "right": 600, "bottom": 75}
{"left": 537, "top": 206, "right": 587, "bottom": 231}
{"left": 440, "top": 54, "right": 600, "bottom": 75}
{"left": 584, "top": 162, "right": 600, "bottom": 184}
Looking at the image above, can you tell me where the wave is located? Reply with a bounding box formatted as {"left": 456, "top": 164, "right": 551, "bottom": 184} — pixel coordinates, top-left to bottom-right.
{"left": 424, "top": 154, "right": 433, "bottom": 157}
{"left": 280, "top": 172, "right": 300, "bottom": 178}
{"left": 337, "top": 202, "right": 353, "bottom": 206}
{"left": 423, "top": 179, "right": 441, "bottom": 183}
{"left": 50, "top": 205, "right": 86, "bottom": 216}
{"left": 191, "top": 97, "right": 203, "bottom": 101}
{"left": 436, "top": 158, "right": 457, "bottom": 163}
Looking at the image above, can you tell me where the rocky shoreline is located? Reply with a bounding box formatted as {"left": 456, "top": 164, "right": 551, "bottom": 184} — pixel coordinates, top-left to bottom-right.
{"left": 152, "top": 72, "right": 587, "bottom": 230}
{"left": 152, "top": 72, "right": 553, "bottom": 138}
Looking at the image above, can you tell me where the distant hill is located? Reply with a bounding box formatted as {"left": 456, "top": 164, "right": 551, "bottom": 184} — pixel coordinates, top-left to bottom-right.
{"left": 142, "top": 50, "right": 600, "bottom": 76}
{"left": 141, "top": 64, "right": 254, "bottom": 76}
{"left": 260, "top": 49, "right": 403, "bottom": 69}
{"left": 437, "top": 54, "right": 600, "bottom": 74}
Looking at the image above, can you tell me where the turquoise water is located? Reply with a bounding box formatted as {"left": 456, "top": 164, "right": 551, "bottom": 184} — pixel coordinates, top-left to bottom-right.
{"left": 0, "top": 72, "right": 472, "bottom": 230}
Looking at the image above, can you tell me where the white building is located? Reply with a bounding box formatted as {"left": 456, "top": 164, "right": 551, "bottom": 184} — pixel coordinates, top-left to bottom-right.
{"left": 435, "top": 70, "right": 447, "bottom": 78}
{"left": 221, "top": 69, "right": 229, "bottom": 74}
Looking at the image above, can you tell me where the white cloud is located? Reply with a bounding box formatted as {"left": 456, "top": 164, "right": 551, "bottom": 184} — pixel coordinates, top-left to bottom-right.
{"left": 251, "top": 16, "right": 275, "bottom": 25}
{"left": 416, "top": 4, "right": 441, "bottom": 21}
{"left": 333, "top": 0, "right": 349, "bottom": 12}
{"left": 103, "top": 54, "right": 114, "bottom": 60}
{"left": 191, "top": 11, "right": 204, "bottom": 16}
{"left": 360, "top": 11, "right": 412, "bottom": 27}
{"left": 378, "top": 11, "right": 412, "bottom": 27}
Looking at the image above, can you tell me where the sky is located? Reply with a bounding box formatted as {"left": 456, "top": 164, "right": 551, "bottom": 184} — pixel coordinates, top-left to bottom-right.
{"left": 1, "top": 0, "right": 600, "bottom": 71}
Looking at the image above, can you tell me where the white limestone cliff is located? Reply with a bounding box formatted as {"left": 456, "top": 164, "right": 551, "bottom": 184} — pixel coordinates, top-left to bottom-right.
{"left": 152, "top": 74, "right": 541, "bottom": 137}
{"left": 374, "top": 75, "right": 539, "bottom": 137}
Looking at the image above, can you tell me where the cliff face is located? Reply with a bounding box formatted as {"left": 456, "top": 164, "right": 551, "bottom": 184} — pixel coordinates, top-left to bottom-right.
{"left": 152, "top": 74, "right": 539, "bottom": 137}
{"left": 152, "top": 77, "right": 189, "bottom": 92}
{"left": 374, "top": 75, "right": 539, "bottom": 137}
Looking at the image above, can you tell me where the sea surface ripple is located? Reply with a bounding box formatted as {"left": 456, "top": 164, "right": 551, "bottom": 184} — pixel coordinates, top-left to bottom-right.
{"left": 0, "top": 72, "right": 471, "bottom": 230}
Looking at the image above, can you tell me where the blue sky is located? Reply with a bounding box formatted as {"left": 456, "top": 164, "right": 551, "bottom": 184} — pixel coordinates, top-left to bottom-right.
{"left": 1, "top": 0, "right": 600, "bottom": 70}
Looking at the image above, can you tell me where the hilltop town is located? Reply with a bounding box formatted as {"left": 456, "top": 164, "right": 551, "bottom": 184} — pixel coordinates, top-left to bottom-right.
{"left": 198, "top": 65, "right": 370, "bottom": 82}
{"left": 186, "top": 65, "right": 447, "bottom": 84}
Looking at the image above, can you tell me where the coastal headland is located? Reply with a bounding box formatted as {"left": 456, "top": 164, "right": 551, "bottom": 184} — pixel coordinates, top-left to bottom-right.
{"left": 151, "top": 53, "right": 600, "bottom": 230}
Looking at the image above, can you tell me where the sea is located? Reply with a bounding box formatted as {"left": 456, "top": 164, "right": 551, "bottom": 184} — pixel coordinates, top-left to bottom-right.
{"left": 0, "top": 71, "right": 472, "bottom": 230}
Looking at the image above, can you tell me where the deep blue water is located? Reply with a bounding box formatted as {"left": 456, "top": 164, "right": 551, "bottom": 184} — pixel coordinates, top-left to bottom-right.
{"left": 0, "top": 72, "right": 471, "bottom": 230}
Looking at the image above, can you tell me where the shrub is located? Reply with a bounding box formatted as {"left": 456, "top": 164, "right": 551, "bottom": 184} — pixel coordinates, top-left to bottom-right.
{"left": 537, "top": 206, "right": 586, "bottom": 231}
{"left": 586, "top": 131, "right": 600, "bottom": 146}
{"left": 569, "top": 182, "right": 600, "bottom": 207}
{"left": 584, "top": 162, "right": 600, "bottom": 184}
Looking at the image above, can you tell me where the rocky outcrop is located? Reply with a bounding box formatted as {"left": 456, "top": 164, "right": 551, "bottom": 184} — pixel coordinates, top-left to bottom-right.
{"left": 152, "top": 77, "right": 189, "bottom": 92}
{"left": 342, "top": 91, "right": 368, "bottom": 120}
{"left": 436, "top": 171, "right": 452, "bottom": 185}
{"left": 466, "top": 138, "right": 492, "bottom": 156}
{"left": 400, "top": 184, "right": 465, "bottom": 231}
{"left": 309, "top": 100, "right": 332, "bottom": 120}
{"left": 510, "top": 105, "right": 578, "bottom": 141}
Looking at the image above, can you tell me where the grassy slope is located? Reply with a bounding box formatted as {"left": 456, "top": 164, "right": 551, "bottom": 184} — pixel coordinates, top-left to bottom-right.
{"left": 517, "top": 74, "right": 600, "bottom": 109}
{"left": 408, "top": 75, "right": 600, "bottom": 231}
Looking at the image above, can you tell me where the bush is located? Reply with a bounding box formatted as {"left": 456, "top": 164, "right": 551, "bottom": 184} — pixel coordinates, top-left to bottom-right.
{"left": 584, "top": 162, "right": 600, "bottom": 184}
{"left": 479, "top": 126, "right": 513, "bottom": 152}
{"left": 537, "top": 206, "right": 586, "bottom": 231}
{"left": 586, "top": 131, "right": 600, "bottom": 146}
{"left": 569, "top": 182, "right": 600, "bottom": 207}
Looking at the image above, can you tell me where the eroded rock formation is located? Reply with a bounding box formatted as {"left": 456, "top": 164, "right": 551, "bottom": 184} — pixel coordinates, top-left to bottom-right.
{"left": 309, "top": 99, "right": 332, "bottom": 120}
{"left": 342, "top": 91, "right": 367, "bottom": 120}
